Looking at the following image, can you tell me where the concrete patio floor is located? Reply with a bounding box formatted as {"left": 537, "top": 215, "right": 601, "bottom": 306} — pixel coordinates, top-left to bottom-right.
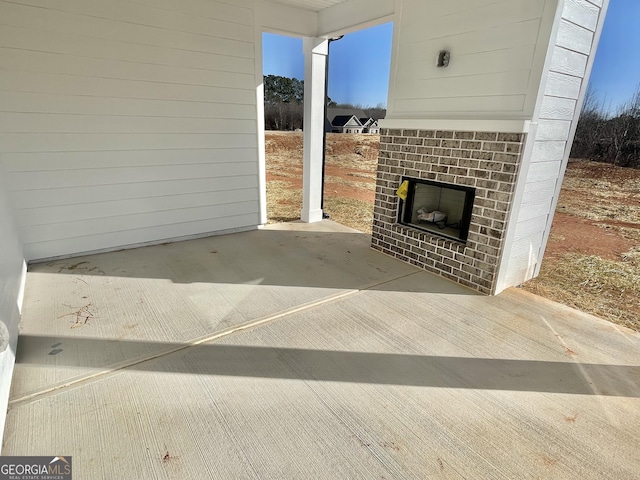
{"left": 2, "top": 220, "right": 640, "bottom": 479}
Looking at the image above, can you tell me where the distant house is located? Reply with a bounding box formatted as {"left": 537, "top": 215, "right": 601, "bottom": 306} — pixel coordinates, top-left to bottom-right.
{"left": 330, "top": 115, "right": 364, "bottom": 134}
{"left": 326, "top": 108, "right": 381, "bottom": 134}
{"left": 359, "top": 118, "right": 379, "bottom": 134}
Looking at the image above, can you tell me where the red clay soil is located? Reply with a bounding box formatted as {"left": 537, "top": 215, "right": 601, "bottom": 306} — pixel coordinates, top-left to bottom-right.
{"left": 572, "top": 160, "right": 640, "bottom": 184}
{"left": 266, "top": 164, "right": 375, "bottom": 204}
{"left": 545, "top": 212, "right": 635, "bottom": 261}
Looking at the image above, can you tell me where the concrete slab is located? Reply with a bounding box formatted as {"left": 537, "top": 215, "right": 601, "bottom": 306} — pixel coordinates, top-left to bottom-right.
{"left": 3, "top": 221, "right": 640, "bottom": 479}
{"left": 9, "top": 221, "right": 417, "bottom": 400}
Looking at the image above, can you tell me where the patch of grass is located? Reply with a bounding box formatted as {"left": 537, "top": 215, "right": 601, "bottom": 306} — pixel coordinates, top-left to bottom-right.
{"left": 265, "top": 132, "right": 304, "bottom": 154}
{"left": 621, "top": 246, "right": 640, "bottom": 266}
{"left": 324, "top": 175, "right": 376, "bottom": 191}
{"left": 266, "top": 180, "right": 301, "bottom": 224}
{"left": 323, "top": 196, "right": 374, "bottom": 234}
{"left": 325, "top": 133, "right": 380, "bottom": 159}
{"left": 523, "top": 253, "right": 640, "bottom": 331}
{"left": 267, "top": 162, "right": 301, "bottom": 179}
{"left": 327, "top": 155, "right": 378, "bottom": 173}
{"left": 265, "top": 131, "right": 377, "bottom": 234}
{"left": 525, "top": 159, "right": 640, "bottom": 330}
{"left": 557, "top": 160, "right": 640, "bottom": 225}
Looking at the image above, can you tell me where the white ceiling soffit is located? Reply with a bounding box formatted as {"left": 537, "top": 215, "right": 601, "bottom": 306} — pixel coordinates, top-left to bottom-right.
{"left": 262, "top": 0, "right": 395, "bottom": 37}
{"left": 265, "top": 0, "right": 351, "bottom": 12}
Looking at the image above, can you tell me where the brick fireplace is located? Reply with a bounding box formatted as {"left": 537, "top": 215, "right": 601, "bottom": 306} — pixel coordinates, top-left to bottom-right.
{"left": 372, "top": 128, "right": 525, "bottom": 294}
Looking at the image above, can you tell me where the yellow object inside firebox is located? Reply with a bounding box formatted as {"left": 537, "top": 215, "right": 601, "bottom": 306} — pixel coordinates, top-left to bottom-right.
{"left": 396, "top": 180, "right": 409, "bottom": 200}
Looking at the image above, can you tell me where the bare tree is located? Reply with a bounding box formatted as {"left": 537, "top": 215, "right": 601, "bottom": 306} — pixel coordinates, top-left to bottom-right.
{"left": 571, "top": 84, "right": 606, "bottom": 159}
{"left": 571, "top": 83, "right": 640, "bottom": 168}
{"left": 606, "top": 86, "right": 640, "bottom": 166}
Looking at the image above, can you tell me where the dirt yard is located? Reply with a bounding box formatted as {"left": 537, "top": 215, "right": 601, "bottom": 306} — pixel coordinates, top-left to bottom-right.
{"left": 266, "top": 132, "right": 640, "bottom": 331}
{"left": 266, "top": 131, "right": 377, "bottom": 233}
{"left": 522, "top": 160, "right": 640, "bottom": 331}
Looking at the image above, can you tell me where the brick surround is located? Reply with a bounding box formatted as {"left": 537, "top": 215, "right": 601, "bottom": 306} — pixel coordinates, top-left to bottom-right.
{"left": 372, "top": 128, "right": 525, "bottom": 294}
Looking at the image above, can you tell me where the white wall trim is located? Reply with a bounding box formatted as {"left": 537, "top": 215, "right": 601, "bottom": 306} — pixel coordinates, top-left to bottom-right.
{"left": 495, "top": 0, "right": 565, "bottom": 293}
{"left": 317, "top": 0, "right": 395, "bottom": 38}
{"left": 253, "top": 0, "right": 267, "bottom": 225}
{"left": 259, "top": 0, "right": 317, "bottom": 37}
{"left": 524, "top": 0, "right": 564, "bottom": 118}
{"left": 301, "top": 37, "right": 328, "bottom": 223}
{"left": 384, "top": 0, "right": 402, "bottom": 119}
{"left": 0, "top": 164, "right": 26, "bottom": 449}
{"left": 494, "top": 122, "right": 539, "bottom": 293}
{"left": 534, "top": 0, "right": 610, "bottom": 277}
{"left": 379, "top": 118, "right": 532, "bottom": 133}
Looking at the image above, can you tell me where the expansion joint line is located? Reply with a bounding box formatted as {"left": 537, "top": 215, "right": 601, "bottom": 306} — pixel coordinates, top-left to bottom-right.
{"left": 9, "top": 271, "right": 422, "bottom": 406}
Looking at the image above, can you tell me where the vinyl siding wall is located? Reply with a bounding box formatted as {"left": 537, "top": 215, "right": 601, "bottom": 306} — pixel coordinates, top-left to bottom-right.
{"left": 500, "top": 0, "right": 606, "bottom": 289}
{"left": 387, "top": 0, "right": 556, "bottom": 120}
{"left": 0, "top": 0, "right": 261, "bottom": 261}
{"left": 0, "top": 164, "right": 26, "bottom": 447}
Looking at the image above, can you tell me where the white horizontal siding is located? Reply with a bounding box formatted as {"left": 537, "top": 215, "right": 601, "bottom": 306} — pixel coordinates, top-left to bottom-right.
{"left": 501, "top": 240, "right": 543, "bottom": 288}
{"left": 3, "top": 0, "right": 254, "bottom": 42}
{"left": 0, "top": 0, "right": 261, "bottom": 261}
{"left": 544, "top": 71, "right": 582, "bottom": 99}
{"left": 562, "top": 0, "right": 600, "bottom": 30}
{"left": 0, "top": 114, "right": 257, "bottom": 134}
{"left": 0, "top": 166, "right": 26, "bottom": 448}
{"left": 539, "top": 96, "right": 577, "bottom": 120}
{"left": 399, "top": 0, "right": 545, "bottom": 41}
{"left": 500, "top": 0, "right": 606, "bottom": 290}
{"left": 10, "top": 176, "right": 257, "bottom": 209}
{"left": 0, "top": 134, "right": 257, "bottom": 153}
{"left": 535, "top": 119, "right": 572, "bottom": 141}
{"left": 549, "top": 46, "right": 588, "bottom": 77}
{"left": 388, "top": 0, "right": 553, "bottom": 119}
{"left": 0, "top": 47, "right": 255, "bottom": 88}
{"left": 23, "top": 213, "right": 259, "bottom": 261}
{"left": 0, "top": 2, "right": 255, "bottom": 57}
{"left": 0, "top": 25, "right": 256, "bottom": 73}
{"left": 15, "top": 189, "right": 258, "bottom": 227}
{"left": 393, "top": 96, "right": 527, "bottom": 116}
{"left": 0, "top": 71, "right": 256, "bottom": 104}
{"left": 20, "top": 201, "right": 258, "bottom": 243}
{"left": 522, "top": 179, "right": 557, "bottom": 203}
{"left": 556, "top": 19, "right": 594, "bottom": 55}
{"left": 7, "top": 162, "right": 258, "bottom": 191}
{"left": 0, "top": 93, "right": 257, "bottom": 118}
{"left": 3, "top": 149, "right": 257, "bottom": 172}
{"left": 395, "top": 71, "right": 533, "bottom": 99}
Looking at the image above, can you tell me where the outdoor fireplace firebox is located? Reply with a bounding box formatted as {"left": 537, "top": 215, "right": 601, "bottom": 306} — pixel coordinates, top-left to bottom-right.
{"left": 398, "top": 177, "right": 475, "bottom": 242}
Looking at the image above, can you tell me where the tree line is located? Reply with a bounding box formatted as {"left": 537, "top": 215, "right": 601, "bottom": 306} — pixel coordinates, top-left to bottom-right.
{"left": 263, "top": 75, "right": 386, "bottom": 131}
{"left": 571, "top": 84, "right": 640, "bottom": 168}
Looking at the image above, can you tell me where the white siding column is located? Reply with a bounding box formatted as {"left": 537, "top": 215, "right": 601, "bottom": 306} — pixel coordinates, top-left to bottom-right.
{"left": 301, "top": 37, "right": 329, "bottom": 223}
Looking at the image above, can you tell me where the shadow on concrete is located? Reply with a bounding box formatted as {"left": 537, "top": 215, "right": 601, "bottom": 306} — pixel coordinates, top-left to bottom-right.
{"left": 27, "top": 227, "right": 478, "bottom": 295}
{"left": 16, "top": 335, "right": 640, "bottom": 398}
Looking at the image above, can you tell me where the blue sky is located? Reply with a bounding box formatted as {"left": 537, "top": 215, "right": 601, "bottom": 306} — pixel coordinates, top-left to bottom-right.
{"left": 588, "top": 0, "right": 640, "bottom": 114}
{"left": 262, "top": 22, "right": 393, "bottom": 107}
{"left": 263, "top": 2, "right": 638, "bottom": 112}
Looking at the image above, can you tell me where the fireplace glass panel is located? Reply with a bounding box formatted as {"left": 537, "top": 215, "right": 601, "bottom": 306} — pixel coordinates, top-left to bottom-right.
{"left": 398, "top": 178, "right": 475, "bottom": 242}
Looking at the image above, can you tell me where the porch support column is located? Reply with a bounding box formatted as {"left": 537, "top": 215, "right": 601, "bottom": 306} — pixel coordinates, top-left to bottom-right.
{"left": 301, "top": 37, "right": 329, "bottom": 223}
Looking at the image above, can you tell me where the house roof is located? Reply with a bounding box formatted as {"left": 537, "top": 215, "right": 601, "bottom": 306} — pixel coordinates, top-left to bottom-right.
{"left": 331, "top": 115, "right": 362, "bottom": 127}
{"left": 360, "top": 118, "right": 379, "bottom": 127}
{"left": 327, "top": 108, "right": 367, "bottom": 120}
